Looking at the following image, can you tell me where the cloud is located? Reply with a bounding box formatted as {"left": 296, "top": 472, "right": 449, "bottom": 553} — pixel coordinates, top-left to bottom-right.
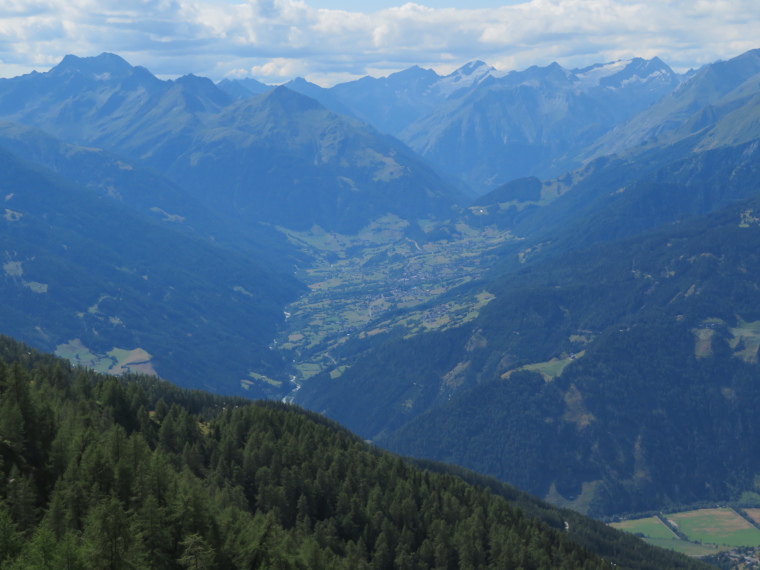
{"left": 1, "top": 0, "right": 759, "bottom": 84}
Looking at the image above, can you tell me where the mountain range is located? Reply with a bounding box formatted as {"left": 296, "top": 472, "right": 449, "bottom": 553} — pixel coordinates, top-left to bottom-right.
{"left": 4, "top": 47, "right": 760, "bottom": 544}
{"left": 229, "top": 56, "right": 682, "bottom": 192}
{"left": 0, "top": 53, "right": 464, "bottom": 233}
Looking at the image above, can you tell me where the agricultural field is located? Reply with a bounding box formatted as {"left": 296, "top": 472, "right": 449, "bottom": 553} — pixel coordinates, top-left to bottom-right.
{"left": 611, "top": 508, "right": 760, "bottom": 557}
{"left": 275, "top": 216, "right": 513, "bottom": 382}
{"left": 610, "top": 516, "right": 676, "bottom": 540}
{"left": 668, "top": 508, "right": 760, "bottom": 548}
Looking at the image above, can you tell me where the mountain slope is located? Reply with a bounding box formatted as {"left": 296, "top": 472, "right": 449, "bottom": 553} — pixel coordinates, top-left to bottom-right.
{"left": 0, "top": 54, "right": 465, "bottom": 233}
{"left": 399, "top": 58, "right": 679, "bottom": 192}
{"left": 0, "top": 334, "right": 711, "bottom": 569}
{"left": 584, "top": 48, "right": 760, "bottom": 161}
{"left": 0, "top": 145, "right": 302, "bottom": 396}
{"left": 296, "top": 150, "right": 760, "bottom": 516}
{"left": 152, "top": 86, "right": 466, "bottom": 233}
{"left": 0, "top": 121, "right": 293, "bottom": 263}
{"left": 0, "top": 53, "right": 230, "bottom": 155}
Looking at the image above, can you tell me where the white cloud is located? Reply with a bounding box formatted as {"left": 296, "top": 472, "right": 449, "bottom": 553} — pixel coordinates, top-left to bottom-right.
{"left": 0, "top": 0, "right": 759, "bottom": 84}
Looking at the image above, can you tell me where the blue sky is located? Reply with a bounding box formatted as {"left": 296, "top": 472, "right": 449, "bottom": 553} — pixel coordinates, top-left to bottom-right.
{"left": 1, "top": 0, "right": 758, "bottom": 85}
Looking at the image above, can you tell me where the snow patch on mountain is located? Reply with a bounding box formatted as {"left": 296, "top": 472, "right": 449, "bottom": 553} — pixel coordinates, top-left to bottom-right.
{"left": 573, "top": 60, "right": 631, "bottom": 89}
{"left": 435, "top": 60, "right": 497, "bottom": 98}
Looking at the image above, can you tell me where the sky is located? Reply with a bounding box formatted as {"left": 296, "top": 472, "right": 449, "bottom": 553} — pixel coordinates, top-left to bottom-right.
{"left": 0, "top": 0, "right": 759, "bottom": 86}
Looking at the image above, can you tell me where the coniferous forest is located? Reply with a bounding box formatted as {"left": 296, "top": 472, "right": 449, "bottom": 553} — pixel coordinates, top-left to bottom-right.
{"left": 0, "top": 335, "right": 710, "bottom": 570}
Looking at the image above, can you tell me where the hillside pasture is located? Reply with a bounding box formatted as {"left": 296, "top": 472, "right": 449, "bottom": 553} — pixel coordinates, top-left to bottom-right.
{"left": 730, "top": 319, "right": 760, "bottom": 362}
{"left": 502, "top": 351, "right": 585, "bottom": 381}
{"left": 668, "top": 508, "right": 760, "bottom": 547}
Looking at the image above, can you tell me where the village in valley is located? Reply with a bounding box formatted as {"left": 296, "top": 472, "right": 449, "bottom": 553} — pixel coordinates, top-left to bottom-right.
{"left": 273, "top": 215, "right": 509, "bottom": 382}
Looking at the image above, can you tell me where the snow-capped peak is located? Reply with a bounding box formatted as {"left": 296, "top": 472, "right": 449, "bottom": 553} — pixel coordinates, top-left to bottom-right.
{"left": 436, "top": 60, "right": 498, "bottom": 98}
{"left": 572, "top": 60, "right": 632, "bottom": 89}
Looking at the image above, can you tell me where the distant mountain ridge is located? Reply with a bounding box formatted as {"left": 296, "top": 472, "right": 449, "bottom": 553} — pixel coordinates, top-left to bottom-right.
{"left": 247, "top": 56, "right": 681, "bottom": 192}
{"left": 0, "top": 53, "right": 465, "bottom": 233}
{"left": 582, "top": 48, "right": 760, "bottom": 162}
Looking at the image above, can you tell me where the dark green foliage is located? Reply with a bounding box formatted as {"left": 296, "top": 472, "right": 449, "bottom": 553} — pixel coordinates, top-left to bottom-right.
{"left": 0, "top": 334, "right": 673, "bottom": 569}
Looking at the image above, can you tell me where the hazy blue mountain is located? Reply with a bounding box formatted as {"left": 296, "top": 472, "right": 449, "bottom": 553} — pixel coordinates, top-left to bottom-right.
{"left": 0, "top": 54, "right": 464, "bottom": 232}
{"left": 0, "top": 53, "right": 230, "bottom": 154}
{"left": 143, "top": 85, "right": 466, "bottom": 232}
{"left": 0, "top": 144, "right": 302, "bottom": 397}
{"left": 283, "top": 76, "right": 358, "bottom": 119}
{"left": 400, "top": 58, "right": 680, "bottom": 192}
{"left": 584, "top": 48, "right": 760, "bottom": 160}
{"left": 328, "top": 65, "right": 445, "bottom": 135}
{"left": 572, "top": 57, "right": 682, "bottom": 123}
{"left": 246, "top": 61, "right": 497, "bottom": 141}
{"left": 217, "top": 76, "right": 271, "bottom": 99}
{"left": 273, "top": 57, "right": 678, "bottom": 194}
{"left": 0, "top": 121, "right": 295, "bottom": 264}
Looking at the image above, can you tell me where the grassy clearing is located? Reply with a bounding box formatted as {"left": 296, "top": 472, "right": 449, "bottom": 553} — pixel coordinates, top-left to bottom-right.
{"left": 247, "top": 372, "right": 282, "bottom": 388}
{"left": 55, "top": 339, "right": 111, "bottom": 372}
{"left": 544, "top": 481, "right": 600, "bottom": 515}
{"left": 730, "top": 319, "right": 760, "bottom": 363}
{"left": 295, "top": 363, "right": 323, "bottom": 381}
{"left": 503, "top": 351, "right": 585, "bottom": 381}
{"left": 611, "top": 507, "right": 760, "bottom": 556}
{"left": 668, "top": 508, "right": 760, "bottom": 547}
{"left": 55, "top": 340, "right": 156, "bottom": 376}
{"left": 692, "top": 328, "right": 715, "bottom": 358}
{"left": 107, "top": 348, "right": 156, "bottom": 376}
{"left": 3, "top": 261, "right": 22, "bottom": 277}
{"left": 23, "top": 281, "right": 48, "bottom": 293}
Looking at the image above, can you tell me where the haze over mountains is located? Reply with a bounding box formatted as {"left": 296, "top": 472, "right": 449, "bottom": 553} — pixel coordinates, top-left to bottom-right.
{"left": 4, "top": 46, "right": 760, "bottom": 540}
{"left": 0, "top": 53, "right": 464, "bottom": 233}
{"left": 230, "top": 55, "right": 682, "bottom": 192}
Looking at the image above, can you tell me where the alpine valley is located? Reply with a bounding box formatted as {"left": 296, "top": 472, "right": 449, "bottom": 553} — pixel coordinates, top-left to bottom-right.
{"left": 3, "top": 47, "right": 760, "bottom": 567}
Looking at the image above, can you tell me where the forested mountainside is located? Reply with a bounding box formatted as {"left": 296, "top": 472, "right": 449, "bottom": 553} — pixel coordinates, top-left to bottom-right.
{"left": 298, "top": 173, "right": 760, "bottom": 517}
{"left": 0, "top": 336, "right": 709, "bottom": 570}
{"left": 0, "top": 144, "right": 302, "bottom": 397}
{"left": 0, "top": 121, "right": 294, "bottom": 263}
{"left": 468, "top": 135, "right": 760, "bottom": 279}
